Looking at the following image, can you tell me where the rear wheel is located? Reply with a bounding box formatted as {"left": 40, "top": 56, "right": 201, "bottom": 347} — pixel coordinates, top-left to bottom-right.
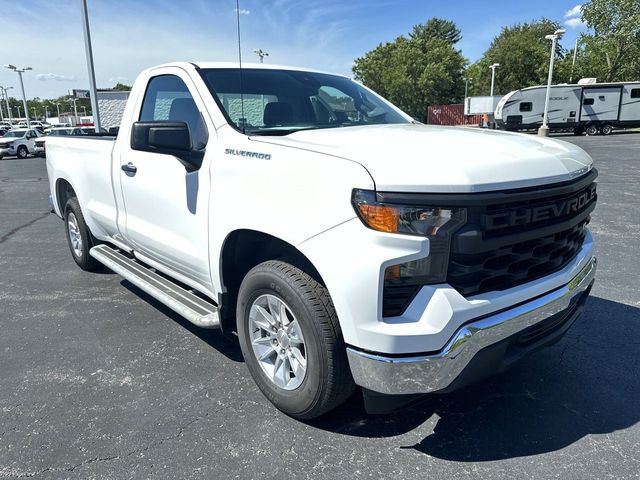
{"left": 600, "top": 124, "right": 613, "bottom": 136}
{"left": 237, "top": 260, "right": 355, "bottom": 419}
{"left": 585, "top": 124, "right": 599, "bottom": 136}
{"left": 64, "top": 197, "right": 101, "bottom": 271}
{"left": 17, "top": 145, "right": 28, "bottom": 159}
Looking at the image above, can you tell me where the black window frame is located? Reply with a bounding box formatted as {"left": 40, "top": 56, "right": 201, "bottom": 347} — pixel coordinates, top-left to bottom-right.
{"left": 630, "top": 88, "right": 640, "bottom": 99}
{"left": 519, "top": 102, "right": 533, "bottom": 112}
{"left": 583, "top": 98, "right": 595, "bottom": 106}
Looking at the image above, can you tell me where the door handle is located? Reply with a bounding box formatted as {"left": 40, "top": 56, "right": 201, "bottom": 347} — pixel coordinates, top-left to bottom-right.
{"left": 121, "top": 162, "right": 137, "bottom": 175}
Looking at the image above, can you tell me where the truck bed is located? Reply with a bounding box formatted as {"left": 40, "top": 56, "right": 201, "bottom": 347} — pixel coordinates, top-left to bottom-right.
{"left": 46, "top": 135, "right": 120, "bottom": 241}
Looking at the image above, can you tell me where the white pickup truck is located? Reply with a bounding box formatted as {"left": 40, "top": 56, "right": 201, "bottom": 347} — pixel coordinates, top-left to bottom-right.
{"left": 46, "top": 62, "right": 597, "bottom": 419}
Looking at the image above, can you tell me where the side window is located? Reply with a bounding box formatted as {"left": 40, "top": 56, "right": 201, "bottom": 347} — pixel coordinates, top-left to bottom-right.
{"left": 630, "top": 88, "right": 640, "bottom": 99}
{"left": 139, "top": 74, "right": 208, "bottom": 149}
{"left": 519, "top": 102, "right": 532, "bottom": 112}
{"left": 583, "top": 98, "right": 595, "bottom": 106}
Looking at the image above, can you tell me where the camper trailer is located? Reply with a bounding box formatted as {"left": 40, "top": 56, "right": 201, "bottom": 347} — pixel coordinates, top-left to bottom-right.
{"left": 495, "top": 81, "right": 640, "bottom": 135}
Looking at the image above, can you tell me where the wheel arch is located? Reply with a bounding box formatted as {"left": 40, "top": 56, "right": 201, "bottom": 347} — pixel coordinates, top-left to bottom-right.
{"left": 218, "top": 229, "right": 326, "bottom": 333}
{"left": 55, "top": 178, "right": 77, "bottom": 214}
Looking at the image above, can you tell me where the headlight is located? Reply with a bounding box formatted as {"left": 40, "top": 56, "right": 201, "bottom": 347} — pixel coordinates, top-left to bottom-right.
{"left": 352, "top": 189, "right": 467, "bottom": 310}
{"left": 352, "top": 189, "right": 465, "bottom": 238}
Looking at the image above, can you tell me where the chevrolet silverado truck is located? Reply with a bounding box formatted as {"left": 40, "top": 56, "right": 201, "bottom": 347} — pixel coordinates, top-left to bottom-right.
{"left": 46, "top": 62, "right": 597, "bottom": 419}
{"left": 0, "top": 128, "right": 42, "bottom": 159}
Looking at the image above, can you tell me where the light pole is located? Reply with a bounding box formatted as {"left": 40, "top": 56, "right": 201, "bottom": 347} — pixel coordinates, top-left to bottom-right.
{"left": 4, "top": 65, "right": 32, "bottom": 128}
{"left": 68, "top": 98, "right": 78, "bottom": 122}
{"left": 17, "top": 105, "right": 22, "bottom": 118}
{"left": 82, "top": 106, "right": 87, "bottom": 116}
{"left": 464, "top": 77, "right": 473, "bottom": 99}
{"left": 32, "top": 106, "right": 37, "bottom": 120}
{"left": 253, "top": 48, "right": 269, "bottom": 63}
{"left": 80, "top": 0, "right": 101, "bottom": 131}
{"left": 55, "top": 102, "right": 61, "bottom": 118}
{"left": 489, "top": 63, "right": 499, "bottom": 97}
{"left": 539, "top": 28, "right": 566, "bottom": 137}
{"left": 0, "top": 86, "right": 12, "bottom": 122}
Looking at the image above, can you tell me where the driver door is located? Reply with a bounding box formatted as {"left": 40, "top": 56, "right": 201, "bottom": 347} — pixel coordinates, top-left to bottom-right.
{"left": 118, "top": 72, "right": 213, "bottom": 290}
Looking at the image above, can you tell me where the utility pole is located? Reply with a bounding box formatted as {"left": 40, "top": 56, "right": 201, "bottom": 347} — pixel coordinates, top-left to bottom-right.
{"left": 4, "top": 65, "right": 32, "bottom": 128}
{"left": 32, "top": 106, "right": 37, "bottom": 120}
{"left": 253, "top": 48, "right": 269, "bottom": 63}
{"left": 80, "top": 0, "right": 101, "bottom": 131}
{"left": 56, "top": 102, "right": 61, "bottom": 118}
{"left": 539, "top": 29, "right": 566, "bottom": 137}
{"left": 569, "top": 37, "right": 579, "bottom": 84}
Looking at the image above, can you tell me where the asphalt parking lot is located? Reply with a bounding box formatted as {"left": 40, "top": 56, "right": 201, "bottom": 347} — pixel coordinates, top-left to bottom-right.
{"left": 1, "top": 133, "right": 639, "bottom": 479}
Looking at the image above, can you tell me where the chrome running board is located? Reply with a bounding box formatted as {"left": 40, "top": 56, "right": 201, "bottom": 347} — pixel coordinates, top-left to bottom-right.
{"left": 89, "top": 244, "right": 220, "bottom": 329}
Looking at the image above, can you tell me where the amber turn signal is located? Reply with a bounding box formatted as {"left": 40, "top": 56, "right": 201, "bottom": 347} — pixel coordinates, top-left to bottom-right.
{"left": 355, "top": 204, "right": 399, "bottom": 233}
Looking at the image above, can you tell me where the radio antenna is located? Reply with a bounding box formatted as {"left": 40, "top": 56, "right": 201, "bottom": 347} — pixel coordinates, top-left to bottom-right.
{"left": 235, "top": 0, "right": 246, "bottom": 133}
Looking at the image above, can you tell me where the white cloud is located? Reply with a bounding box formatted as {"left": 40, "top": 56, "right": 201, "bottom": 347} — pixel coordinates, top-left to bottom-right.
{"left": 564, "top": 4, "right": 585, "bottom": 28}
{"left": 35, "top": 73, "right": 76, "bottom": 82}
{"left": 564, "top": 5, "right": 582, "bottom": 18}
{"left": 108, "top": 76, "right": 129, "bottom": 84}
{"left": 234, "top": 8, "right": 250, "bottom": 15}
{"left": 564, "top": 17, "right": 586, "bottom": 28}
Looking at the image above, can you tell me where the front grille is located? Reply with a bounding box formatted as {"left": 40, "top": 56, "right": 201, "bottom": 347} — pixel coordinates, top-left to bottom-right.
{"left": 447, "top": 171, "right": 597, "bottom": 297}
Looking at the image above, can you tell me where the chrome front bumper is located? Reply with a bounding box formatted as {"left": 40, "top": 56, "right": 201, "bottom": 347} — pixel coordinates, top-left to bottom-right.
{"left": 347, "top": 256, "right": 597, "bottom": 395}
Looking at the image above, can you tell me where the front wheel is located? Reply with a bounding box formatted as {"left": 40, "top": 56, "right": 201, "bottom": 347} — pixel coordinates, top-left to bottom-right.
{"left": 237, "top": 260, "right": 355, "bottom": 419}
{"left": 17, "top": 145, "right": 28, "bottom": 159}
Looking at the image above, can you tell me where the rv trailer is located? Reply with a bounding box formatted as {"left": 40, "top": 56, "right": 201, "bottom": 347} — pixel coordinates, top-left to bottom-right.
{"left": 495, "top": 81, "right": 640, "bottom": 135}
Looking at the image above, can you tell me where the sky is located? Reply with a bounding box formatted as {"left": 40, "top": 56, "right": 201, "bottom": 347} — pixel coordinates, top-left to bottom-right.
{"left": 0, "top": 0, "right": 589, "bottom": 100}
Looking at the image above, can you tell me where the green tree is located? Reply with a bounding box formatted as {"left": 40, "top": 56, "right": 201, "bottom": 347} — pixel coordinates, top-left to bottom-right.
{"left": 579, "top": 0, "right": 640, "bottom": 81}
{"left": 111, "top": 83, "right": 132, "bottom": 91}
{"left": 467, "top": 19, "right": 564, "bottom": 96}
{"left": 352, "top": 18, "right": 467, "bottom": 121}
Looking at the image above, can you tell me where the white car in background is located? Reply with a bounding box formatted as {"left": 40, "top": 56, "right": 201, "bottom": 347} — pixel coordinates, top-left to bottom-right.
{"left": 0, "top": 128, "right": 41, "bottom": 159}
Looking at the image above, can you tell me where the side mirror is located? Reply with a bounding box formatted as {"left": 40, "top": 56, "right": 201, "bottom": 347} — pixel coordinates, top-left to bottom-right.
{"left": 130, "top": 121, "right": 203, "bottom": 171}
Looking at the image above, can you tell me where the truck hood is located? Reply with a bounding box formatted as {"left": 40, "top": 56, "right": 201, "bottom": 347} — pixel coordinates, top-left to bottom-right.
{"left": 252, "top": 124, "right": 593, "bottom": 192}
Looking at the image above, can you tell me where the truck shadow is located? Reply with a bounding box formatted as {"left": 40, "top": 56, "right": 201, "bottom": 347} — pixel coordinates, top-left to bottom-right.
{"left": 310, "top": 296, "right": 640, "bottom": 461}
{"left": 119, "top": 280, "right": 244, "bottom": 363}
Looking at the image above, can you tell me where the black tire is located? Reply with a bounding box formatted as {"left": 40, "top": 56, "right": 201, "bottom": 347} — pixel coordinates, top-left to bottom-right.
{"left": 237, "top": 260, "right": 355, "bottom": 420}
{"left": 63, "top": 197, "right": 101, "bottom": 271}
{"left": 585, "top": 124, "right": 599, "bottom": 136}
{"left": 573, "top": 126, "right": 584, "bottom": 136}
{"left": 600, "top": 124, "right": 613, "bottom": 136}
{"left": 17, "top": 145, "right": 28, "bottom": 159}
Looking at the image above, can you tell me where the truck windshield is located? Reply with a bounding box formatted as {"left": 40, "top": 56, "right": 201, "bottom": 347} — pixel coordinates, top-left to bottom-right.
{"left": 199, "top": 68, "right": 410, "bottom": 135}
